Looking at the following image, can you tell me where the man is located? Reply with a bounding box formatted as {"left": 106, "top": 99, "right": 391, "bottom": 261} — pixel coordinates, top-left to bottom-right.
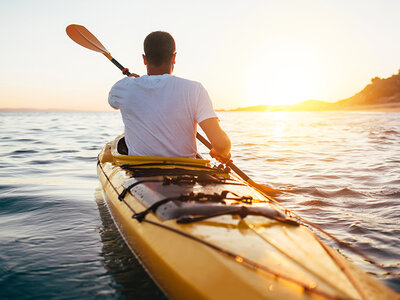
{"left": 108, "top": 31, "right": 231, "bottom": 163}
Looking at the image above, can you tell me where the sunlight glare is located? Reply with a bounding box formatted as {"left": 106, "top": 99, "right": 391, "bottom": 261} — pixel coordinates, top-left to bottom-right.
{"left": 271, "top": 111, "right": 288, "bottom": 137}
{"left": 244, "top": 36, "right": 324, "bottom": 106}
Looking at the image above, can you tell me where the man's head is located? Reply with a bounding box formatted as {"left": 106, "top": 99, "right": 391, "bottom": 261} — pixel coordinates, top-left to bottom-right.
{"left": 143, "top": 31, "right": 176, "bottom": 68}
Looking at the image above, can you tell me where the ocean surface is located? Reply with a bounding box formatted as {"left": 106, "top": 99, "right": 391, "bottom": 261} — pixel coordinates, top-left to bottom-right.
{"left": 0, "top": 111, "right": 399, "bottom": 299}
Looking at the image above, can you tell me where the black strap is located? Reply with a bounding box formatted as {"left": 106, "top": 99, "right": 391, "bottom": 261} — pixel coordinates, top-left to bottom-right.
{"left": 133, "top": 191, "right": 250, "bottom": 222}
{"left": 118, "top": 179, "right": 160, "bottom": 201}
{"left": 177, "top": 207, "right": 299, "bottom": 226}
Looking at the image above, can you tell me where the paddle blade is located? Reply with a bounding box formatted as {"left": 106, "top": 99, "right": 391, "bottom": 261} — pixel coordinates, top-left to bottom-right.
{"left": 66, "top": 24, "right": 109, "bottom": 54}
{"left": 246, "top": 178, "right": 281, "bottom": 196}
{"left": 257, "top": 183, "right": 282, "bottom": 196}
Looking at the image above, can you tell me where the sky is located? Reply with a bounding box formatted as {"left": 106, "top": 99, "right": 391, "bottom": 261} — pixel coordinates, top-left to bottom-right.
{"left": 1, "top": 0, "right": 400, "bottom": 111}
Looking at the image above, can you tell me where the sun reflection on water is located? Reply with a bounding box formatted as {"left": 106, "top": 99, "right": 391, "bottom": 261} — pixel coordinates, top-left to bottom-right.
{"left": 271, "top": 112, "right": 288, "bottom": 138}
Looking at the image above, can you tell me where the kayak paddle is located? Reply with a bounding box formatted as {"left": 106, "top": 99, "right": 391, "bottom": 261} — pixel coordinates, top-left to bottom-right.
{"left": 65, "top": 24, "right": 281, "bottom": 196}
{"left": 66, "top": 24, "right": 139, "bottom": 78}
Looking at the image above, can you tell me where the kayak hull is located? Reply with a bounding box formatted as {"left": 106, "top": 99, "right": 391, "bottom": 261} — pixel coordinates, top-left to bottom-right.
{"left": 97, "top": 136, "right": 398, "bottom": 300}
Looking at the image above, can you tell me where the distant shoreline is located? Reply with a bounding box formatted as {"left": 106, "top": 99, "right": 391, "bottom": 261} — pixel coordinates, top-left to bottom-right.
{"left": 219, "top": 102, "right": 400, "bottom": 113}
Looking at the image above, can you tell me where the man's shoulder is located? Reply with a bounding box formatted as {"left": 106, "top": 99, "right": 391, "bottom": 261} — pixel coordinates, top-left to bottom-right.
{"left": 112, "top": 77, "right": 135, "bottom": 87}
{"left": 171, "top": 76, "right": 203, "bottom": 89}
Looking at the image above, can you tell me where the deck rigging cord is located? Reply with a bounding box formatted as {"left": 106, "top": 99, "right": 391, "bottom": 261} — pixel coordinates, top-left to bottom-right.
{"left": 128, "top": 190, "right": 298, "bottom": 225}
{"left": 241, "top": 219, "right": 356, "bottom": 298}
{"left": 255, "top": 189, "right": 396, "bottom": 275}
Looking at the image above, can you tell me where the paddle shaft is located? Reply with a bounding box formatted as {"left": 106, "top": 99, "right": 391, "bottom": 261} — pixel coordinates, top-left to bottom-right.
{"left": 102, "top": 53, "right": 131, "bottom": 76}
{"left": 196, "top": 132, "right": 250, "bottom": 182}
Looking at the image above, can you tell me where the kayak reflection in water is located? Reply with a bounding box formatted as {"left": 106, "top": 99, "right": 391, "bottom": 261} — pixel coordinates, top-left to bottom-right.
{"left": 108, "top": 31, "right": 231, "bottom": 164}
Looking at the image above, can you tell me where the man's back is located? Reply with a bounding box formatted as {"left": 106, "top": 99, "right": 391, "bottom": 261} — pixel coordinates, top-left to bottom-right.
{"left": 109, "top": 74, "right": 217, "bottom": 158}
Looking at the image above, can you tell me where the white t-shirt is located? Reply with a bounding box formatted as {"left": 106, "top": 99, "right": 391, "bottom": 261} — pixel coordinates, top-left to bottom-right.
{"left": 108, "top": 74, "right": 217, "bottom": 158}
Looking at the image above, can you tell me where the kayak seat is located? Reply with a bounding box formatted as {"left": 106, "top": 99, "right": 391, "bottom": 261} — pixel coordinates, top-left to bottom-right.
{"left": 117, "top": 137, "right": 129, "bottom": 155}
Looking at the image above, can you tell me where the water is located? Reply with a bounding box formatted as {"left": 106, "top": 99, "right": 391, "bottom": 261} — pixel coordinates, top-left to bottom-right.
{"left": 0, "top": 111, "right": 399, "bottom": 298}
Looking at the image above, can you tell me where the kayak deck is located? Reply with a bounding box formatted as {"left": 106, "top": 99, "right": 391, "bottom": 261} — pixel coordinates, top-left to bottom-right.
{"left": 97, "top": 136, "right": 398, "bottom": 300}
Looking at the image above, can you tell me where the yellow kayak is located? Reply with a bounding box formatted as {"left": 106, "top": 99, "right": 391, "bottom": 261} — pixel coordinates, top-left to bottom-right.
{"left": 97, "top": 136, "right": 398, "bottom": 300}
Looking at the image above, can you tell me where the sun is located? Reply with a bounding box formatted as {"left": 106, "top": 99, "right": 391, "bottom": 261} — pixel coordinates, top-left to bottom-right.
{"left": 244, "top": 36, "right": 324, "bottom": 106}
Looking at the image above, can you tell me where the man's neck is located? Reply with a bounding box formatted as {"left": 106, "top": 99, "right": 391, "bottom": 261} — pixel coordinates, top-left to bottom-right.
{"left": 146, "top": 64, "right": 173, "bottom": 76}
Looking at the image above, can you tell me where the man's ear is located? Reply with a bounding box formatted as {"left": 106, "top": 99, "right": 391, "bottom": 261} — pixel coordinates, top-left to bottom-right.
{"left": 171, "top": 53, "right": 176, "bottom": 65}
{"left": 142, "top": 54, "right": 147, "bottom": 65}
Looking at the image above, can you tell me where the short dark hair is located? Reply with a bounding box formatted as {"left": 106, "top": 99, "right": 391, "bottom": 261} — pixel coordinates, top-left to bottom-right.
{"left": 144, "top": 31, "right": 176, "bottom": 67}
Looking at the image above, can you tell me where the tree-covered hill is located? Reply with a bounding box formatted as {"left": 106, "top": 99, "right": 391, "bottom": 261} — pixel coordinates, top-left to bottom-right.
{"left": 334, "top": 70, "right": 400, "bottom": 108}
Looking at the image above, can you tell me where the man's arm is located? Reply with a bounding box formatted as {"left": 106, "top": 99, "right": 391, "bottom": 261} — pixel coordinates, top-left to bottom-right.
{"left": 199, "top": 118, "right": 231, "bottom": 163}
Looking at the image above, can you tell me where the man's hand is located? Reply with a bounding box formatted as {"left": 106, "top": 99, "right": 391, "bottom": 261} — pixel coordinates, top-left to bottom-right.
{"left": 209, "top": 148, "right": 232, "bottom": 164}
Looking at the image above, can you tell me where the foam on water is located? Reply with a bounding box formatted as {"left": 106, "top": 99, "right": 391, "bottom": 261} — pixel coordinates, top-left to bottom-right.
{"left": 0, "top": 111, "right": 399, "bottom": 298}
